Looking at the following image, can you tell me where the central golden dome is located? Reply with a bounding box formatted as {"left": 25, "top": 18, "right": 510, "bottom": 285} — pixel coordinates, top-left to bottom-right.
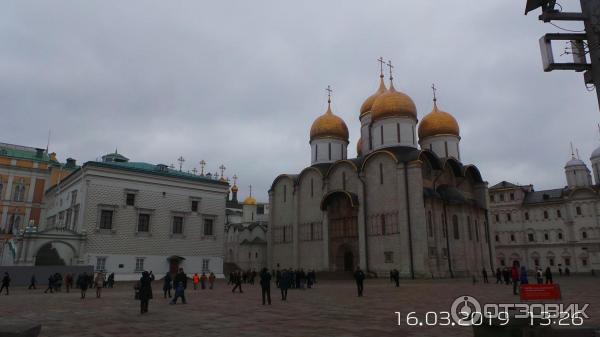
{"left": 371, "top": 82, "right": 417, "bottom": 121}
{"left": 360, "top": 76, "right": 387, "bottom": 118}
{"left": 418, "top": 102, "right": 460, "bottom": 139}
{"left": 310, "top": 103, "right": 349, "bottom": 142}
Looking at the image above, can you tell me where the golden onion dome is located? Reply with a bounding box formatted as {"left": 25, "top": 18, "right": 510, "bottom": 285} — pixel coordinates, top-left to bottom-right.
{"left": 310, "top": 102, "right": 349, "bottom": 142}
{"left": 371, "top": 82, "right": 417, "bottom": 121}
{"left": 231, "top": 184, "right": 238, "bottom": 193}
{"left": 356, "top": 137, "right": 363, "bottom": 156}
{"left": 359, "top": 75, "right": 387, "bottom": 118}
{"left": 418, "top": 101, "right": 460, "bottom": 139}
{"left": 243, "top": 196, "right": 257, "bottom": 205}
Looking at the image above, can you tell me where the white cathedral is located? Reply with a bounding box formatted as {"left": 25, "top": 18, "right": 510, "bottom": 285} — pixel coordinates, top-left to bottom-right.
{"left": 268, "top": 64, "right": 494, "bottom": 278}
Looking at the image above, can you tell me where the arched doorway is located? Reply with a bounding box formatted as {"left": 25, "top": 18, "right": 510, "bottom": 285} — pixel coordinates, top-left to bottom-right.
{"left": 322, "top": 191, "right": 359, "bottom": 272}
{"left": 35, "top": 243, "right": 66, "bottom": 266}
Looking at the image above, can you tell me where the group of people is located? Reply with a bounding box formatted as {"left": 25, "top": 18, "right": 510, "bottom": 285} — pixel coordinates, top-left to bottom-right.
{"left": 191, "top": 272, "right": 216, "bottom": 290}
{"left": 492, "top": 264, "right": 555, "bottom": 295}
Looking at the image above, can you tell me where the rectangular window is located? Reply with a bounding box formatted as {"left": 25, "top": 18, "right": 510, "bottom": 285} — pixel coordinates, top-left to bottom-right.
{"left": 576, "top": 206, "right": 582, "bottom": 215}
{"left": 202, "top": 259, "right": 210, "bottom": 272}
{"left": 500, "top": 194, "right": 505, "bottom": 201}
{"left": 506, "top": 213, "right": 512, "bottom": 222}
{"left": 173, "top": 216, "right": 183, "bottom": 234}
{"left": 328, "top": 143, "right": 331, "bottom": 160}
{"left": 135, "top": 258, "right": 145, "bottom": 272}
{"left": 96, "top": 257, "right": 107, "bottom": 272}
{"left": 100, "top": 210, "right": 113, "bottom": 229}
{"left": 582, "top": 258, "right": 588, "bottom": 266}
{"left": 490, "top": 194, "right": 495, "bottom": 202}
{"left": 528, "top": 233, "right": 534, "bottom": 242}
{"left": 380, "top": 125, "right": 384, "bottom": 145}
{"left": 549, "top": 258, "right": 555, "bottom": 266}
{"left": 444, "top": 141, "right": 448, "bottom": 157}
{"left": 257, "top": 205, "right": 265, "bottom": 214}
{"left": 525, "top": 212, "right": 529, "bottom": 220}
{"left": 191, "top": 200, "right": 198, "bottom": 212}
{"left": 138, "top": 214, "right": 150, "bottom": 232}
{"left": 544, "top": 233, "right": 549, "bottom": 240}
{"left": 557, "top": 209, "right": 562, "bottom": 218}
{"left": 396, "top": 123, "right": 400, "bottom": 143}
{"left": 384, "top": 251, "right": 393, "bottom": 263}
{"left": 510, "top": 193, "right": 515, "bottom": 200}
{"left": 495, "top": 214, "right": 500, "bottom": 222}
{"left": 564, "top": 258, "right": 571, "bottom": 266}
{"left": 126, "top": 193, "right": 136, "bottom": 206}
{"left": 204, "top": 218, "right": 214, "bottom": 236}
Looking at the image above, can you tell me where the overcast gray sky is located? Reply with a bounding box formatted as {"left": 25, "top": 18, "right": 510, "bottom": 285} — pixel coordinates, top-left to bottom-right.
{"left": 2, "top": 1, "right": 598, "bottom": 200}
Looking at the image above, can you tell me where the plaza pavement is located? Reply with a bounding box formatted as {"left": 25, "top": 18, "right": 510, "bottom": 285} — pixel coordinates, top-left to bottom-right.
{"left": 0, "top": 275, "right": 598, "bottom": 337}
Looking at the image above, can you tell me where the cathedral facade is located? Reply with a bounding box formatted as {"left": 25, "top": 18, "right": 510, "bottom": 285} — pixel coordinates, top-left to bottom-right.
{"left": 268, "top": 68, "right": 494, "bottom": 278}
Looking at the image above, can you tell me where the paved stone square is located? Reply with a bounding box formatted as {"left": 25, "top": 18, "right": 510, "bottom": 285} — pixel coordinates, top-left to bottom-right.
{"left": 0, "top": 276, "right": 598, "bottom": 337}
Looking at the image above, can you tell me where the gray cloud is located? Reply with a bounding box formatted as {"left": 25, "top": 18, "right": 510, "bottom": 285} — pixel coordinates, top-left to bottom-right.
{"left": 1, "top": 0, "right": 598, "bottom": 200}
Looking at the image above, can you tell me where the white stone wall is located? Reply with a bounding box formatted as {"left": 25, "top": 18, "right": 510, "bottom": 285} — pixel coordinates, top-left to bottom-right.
{"left": 371, "top": 117, "right": 417, "bottom": 150}
{"left": 310, "top": 138, "right": 348, "bottom": 165}
{"left": 419, "top": 135, "right": 460, "bottom": 160}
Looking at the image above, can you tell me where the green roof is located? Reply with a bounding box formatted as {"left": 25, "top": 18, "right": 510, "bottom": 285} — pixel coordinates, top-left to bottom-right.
{"left": 86, "top": 161, "right": 230, "bottom": 186}
{"left": 0, "top": 143, "right": 54, "bottom": 163}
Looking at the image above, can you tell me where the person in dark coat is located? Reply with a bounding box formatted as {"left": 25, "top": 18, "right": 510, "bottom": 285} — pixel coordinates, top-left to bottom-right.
{"left": 139, "top": 271, "right": 153, "bottom": 314}
{"left": 170, "top": 268, "right": 187, "bottom": 304}
{"left": 391, "top": 269, "right": 400, "bottom": 287}
{"left": 65, "top": 273, "right": 73, "bottom": 293}
{"left": 495, "top": 268, "right": 502, "bottom": 284}
{"left": 231, "top": 270, "right": 243, "bottom": 293}
{"left": 28, "top": 274, "right": 36, "bottom": 290}
{"left": 0, "top": 272, "right": 10, "bottom": 295}
{"left": 259, "top": 268, "right": 272, "bottom": 305}
{"left": 482, "top": 268, "right": 489, "bottom": 284}
{"left": 511, "top": 263, "right": 520, "bottom": 295}
{"left": 280, "top": 269, "right": 290, "bottom": 300}
{"left": 163, "top": 272, "right": 172, "bottom": 298}
{"left": 44, "top": 274, "right": 54, "bottom": 293}
{"left": 354, "top": 267, "right": 365, "bottom": 297}
{"left": 77, "top": 272, "right": 89, "bottom": 299}
{"left": 545, "top": 267, "right": 553, "bottom": 284}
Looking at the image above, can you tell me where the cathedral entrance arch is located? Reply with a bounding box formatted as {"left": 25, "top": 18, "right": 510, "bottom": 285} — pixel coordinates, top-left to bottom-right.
{"left": 321, "top": 191, "right": 359, "bottom": 273}
{"left": 35, "top": 242, "right": 74, "bottom": 266}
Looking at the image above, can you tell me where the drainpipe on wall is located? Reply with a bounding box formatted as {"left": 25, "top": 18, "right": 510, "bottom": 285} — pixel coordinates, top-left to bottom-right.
{"left": 403, "top": 164, "right": 415, "bottom": 280}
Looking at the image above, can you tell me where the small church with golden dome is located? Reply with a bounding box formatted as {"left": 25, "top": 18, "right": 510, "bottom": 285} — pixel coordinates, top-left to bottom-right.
{"left": 268, "top": 61, "right": 494, "bottom": 278}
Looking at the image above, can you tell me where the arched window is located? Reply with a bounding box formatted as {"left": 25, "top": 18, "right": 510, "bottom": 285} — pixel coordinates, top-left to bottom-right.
{"left": 582, "top": 231, "right": 588, "bottom": 239}
{"left": 557, "top": 231, "right": 564, "bottom": 240}
{"left": 543, "top": 210, "right": 548, "bottom": 219}
{"left": 452, "top": 215, "right": 459, "bottom": 240}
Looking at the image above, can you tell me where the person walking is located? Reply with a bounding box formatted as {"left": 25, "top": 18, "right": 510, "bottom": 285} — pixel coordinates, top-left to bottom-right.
{"left": 28, "top": 274, "right": 36, "bottom": 290}
{"left": 44, "top": 274, "right": 54, "bottom": 294}
{"left": 565, "top": 267, "right": 570, "bottom": 276}
{"left": 170, "top": 268, "right": 187, "bottom": 304}
{"left": 65, "top": 273, "right": 73, "bottom": 293}
{"left": 208, "top": 272, "right": 215, "bottom": 290}
{"left": 280, "top": 269, "right": 290, "bottom": 301}
{"left": 259, "top": 268, "right": 272, "bottom": 305}
{"left": 0, "top": 272, "right": 10, "bottom": 295}
{"left": 107, "top": 273, "right": 115, "bottom": 288}
{"left": 544, "top": 267, "right": 553, "bottom": 284}
{"left": 192, "top": 273, "right": 200, "bottom": 290}
{"left": 354, "top": 266, "right": 365, "bottom": 297}
{"left": 200, "top": 273, "right": 207, "bottom": 290}
{"left": 495, "top": 268, "right": 502, "bottom": 284}
{"left": 139, "top": 271, "right": 153, "bottom": 314}
{"left": 482, "top": 268, "right": 489, "bottom": 284}
{"left": 519, "top": 266, "right": 529, "bottom": 285}
{"left": 231, "top": 271, "right": 243, "bottom": 293}
{"left": 163, "top": 272, "right": 172, "bottom": 298}
{"left": 94, "top": 273, "right": 104, "bottom": 298}
{"left": 511, "top": 263, "right": 520, "bottom": 295}
{"left": 391, "top": 269, "right": 400, "bottom": 287}
{"left": 536, "top": 267, "right": 543, "bottom": 284}
{"left": 77, "top": 272, "right": 89, "bottom": 299}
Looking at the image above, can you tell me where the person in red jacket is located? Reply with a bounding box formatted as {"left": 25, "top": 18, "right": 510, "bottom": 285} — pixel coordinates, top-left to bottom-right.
{"left": 192, "top": 273, "right": 200, "bottom": 290}
{"left": 511, "top": 262, "right": 520, "bottom": 295}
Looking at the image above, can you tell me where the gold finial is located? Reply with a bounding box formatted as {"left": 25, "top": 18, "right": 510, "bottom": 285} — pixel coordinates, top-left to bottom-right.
{"left": 377, "top": 57, "right": 385, "bottom": 78}
{"left": 386, "top": 60, "right": 394, "bottom": 82}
